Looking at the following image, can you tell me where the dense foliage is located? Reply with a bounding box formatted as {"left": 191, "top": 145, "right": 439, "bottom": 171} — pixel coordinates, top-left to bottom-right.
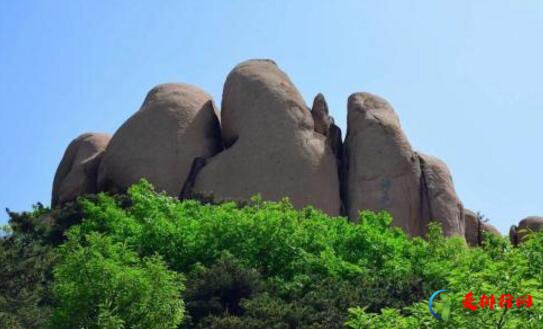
{"left": 1, "top": 180, "right": 541, "bottom": 328}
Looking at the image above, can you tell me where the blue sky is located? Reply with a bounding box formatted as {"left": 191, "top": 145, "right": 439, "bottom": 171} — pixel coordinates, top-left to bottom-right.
{"left": 1, "top": 1, "right": 542, "bottom": 233}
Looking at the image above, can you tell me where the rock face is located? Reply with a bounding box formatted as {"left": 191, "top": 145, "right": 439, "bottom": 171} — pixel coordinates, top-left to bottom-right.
{"left": 343, "top": 92, "right": 465, "bottom": 236}
{"left": 343, "top": 92, "right": 423, "bottom": 234}
{"left": 192, "top": 60, "right": 341, "bottom": 215}
{"left": 464, "top": 209, "right": 480, "bottom": 246}
{"left": 97, "top": 83, "right": 223, "bottom": 196}
{"left": 510, "top": 216, "right": 543, "bottom": 245}
{"left": 52, "top": 133, "right": 111, "bottom": 207}
{"left": 311, "top": 94, "right": 343, "bottom": 163}
{"left": 482, "top": 222, "right": 501, "bottom": 237}
{"left": 50, "top": 59, "right": 506, "bottom": 241}
{"left": 311, "top": 93, "right": 333, "bottom": 136}
{"left": 464, "top": 209, "right": 501, "bottom": 246}
{"left": 419, "top": 153, "right": 465, "bottom": 237}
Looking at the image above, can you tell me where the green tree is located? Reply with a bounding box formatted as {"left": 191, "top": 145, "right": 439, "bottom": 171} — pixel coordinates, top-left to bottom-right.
{"left": 49, "top": 231, "right": 185, "bottom": 329}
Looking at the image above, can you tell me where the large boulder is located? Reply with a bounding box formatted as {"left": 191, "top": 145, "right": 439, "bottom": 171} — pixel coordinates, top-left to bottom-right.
{"left": 52, "top": 133, "right": 111, "bottom": 207}
{"left": 192, "top": 60, "right": 341, "bottom": 215}
{"left": 97, "top": 83, "right": 223, "bottom": 196}
{"left": 343, "top": 92, "right": 423, "bottom": 235}
{"left": 418, "top": 153, "right": 465, "bottom": 237}
{"left": 343, "top": 93, "right": 466, "bottom": 237}
{"left": 510, "top": 216, "right": 543, "bottom": 245}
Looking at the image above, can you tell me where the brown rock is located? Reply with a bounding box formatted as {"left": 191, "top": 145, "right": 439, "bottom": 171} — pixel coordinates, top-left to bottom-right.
{"left": 464, "top": 209, "right": 480, "bottom": 246}
{"left": 97, "top": 83, "right": 222, "bottom": 196}
{"left": 52, "top": 133, "right": 111, "bottom": 207}
{"left": 311, "top": 94, "right": 343, "bottom": 162}
{"left": 193, "top": 60, "right": 341, "bottom": 215}
{"left": 510, "top": 216, "right": 543, "bottom": 245}
{"left": 419, "top": 153, "right": 465, "bottom": 237}
{"left": 464, "top": 209, "right": 501, "bottom": 246}
{"left": 509, "top": 225, "right": 519, "bottom": 245}
{"left": 311, "top": 93, "right": 333, "bottom": 136}
{"left": 481, "top": 222, "right": 501, "bottom": 237}
{"left": 343, "top": 92, "right": 422, "bottom": 235}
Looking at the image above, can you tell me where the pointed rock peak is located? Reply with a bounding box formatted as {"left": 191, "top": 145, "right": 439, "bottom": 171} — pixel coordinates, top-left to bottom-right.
{"left": 311, "top": 93, "right": 332, "bottom": 135}
{"left": 312, "top": 93, "right": 329, "bottom": 114}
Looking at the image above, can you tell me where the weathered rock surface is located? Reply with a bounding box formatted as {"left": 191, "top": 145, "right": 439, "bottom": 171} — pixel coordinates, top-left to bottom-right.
{"left": 97, "top": 83, "right": 223, "bottom": 196}
{"left": 344, "top": 92, "right": 466, "bottom": 236}
{"left": 192, "top": 60, "right": 341, "bottom": 215}
{"left": 510, "top": 216, "right": 543, "bottom": 245}
{"left": 50, "top": 60, "right": 519, "bottom": 242}
{"left": 419, "top": 153, "right": 465, "bottom": 237}
{"left": 343, "top": 92, "right": 423, "bottom": 234}
{"left": 52, "top": 133, "right": 111, "bottom": 207}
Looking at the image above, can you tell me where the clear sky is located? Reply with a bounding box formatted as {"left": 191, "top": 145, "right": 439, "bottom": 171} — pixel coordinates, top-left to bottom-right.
{"left": 1, "top": 1, "right": 542, "bottom": 233}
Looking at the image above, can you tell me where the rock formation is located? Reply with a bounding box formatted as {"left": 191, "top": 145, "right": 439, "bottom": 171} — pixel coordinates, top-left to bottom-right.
{"left": 464, "top": 209, "right": 501, "bottom": 246}
{"left": 192, "top": 60, "right": 342, "bottom": 215}
{"left": 50, "top": 59, "right": 515, "bottom": 241}
{"left": 464, "top": 210, "right": 480, "bottom": 246}
{"left": 510, "top": 216, "right": 543, "bottom": 245}
{"left": 311, "top": 93, "right": 332, "bottom": 136}
{"left": 97, "top": 83, "right": 223, "bottom": 196}
{"left": 51, "top": 133, "right": 111, "bottom": 207}
{"left": 311, "top": 94, "right": 343, "bottom": 163}
{"left": 482, "top": 222, "right": 501, "bottom": 237}
{"left": 343, "top": 92, "right": 424, "bottom": 234}
{"left": 419, "top": 153, "right": 464, "bottom": 237}
{"left": 343, "top": 92, "right": 465, "bottom": 236}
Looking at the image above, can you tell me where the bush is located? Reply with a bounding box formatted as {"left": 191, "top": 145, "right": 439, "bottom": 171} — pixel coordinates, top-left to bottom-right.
{"left": 49, "top": 231, "right": 185, "bottom": 329}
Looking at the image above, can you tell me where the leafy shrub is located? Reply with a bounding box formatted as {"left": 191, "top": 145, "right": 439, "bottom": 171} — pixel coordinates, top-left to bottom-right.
{"left": 184, "top": 252, "right": 262, "bottom": 326}
{"left": 49, "top": 231, "right": 185, "bottom": 329}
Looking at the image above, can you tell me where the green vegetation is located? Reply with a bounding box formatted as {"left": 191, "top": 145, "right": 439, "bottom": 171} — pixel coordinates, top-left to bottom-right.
{"left": 1, "top": 180, "right": 541, "bottom": 328}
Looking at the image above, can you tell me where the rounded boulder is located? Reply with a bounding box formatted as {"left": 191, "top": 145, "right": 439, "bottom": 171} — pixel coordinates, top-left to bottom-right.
{"left": 97, "top": 83, "right": 223, "bottom": 196}
{"left": 343, "top": 92, "right": 422, "bottom": 234}
{"left": 52, "top": 133, "right": 111, "bottom": 207}
{"left": 193, "top": 60, "right": 341, "bottom": 215}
